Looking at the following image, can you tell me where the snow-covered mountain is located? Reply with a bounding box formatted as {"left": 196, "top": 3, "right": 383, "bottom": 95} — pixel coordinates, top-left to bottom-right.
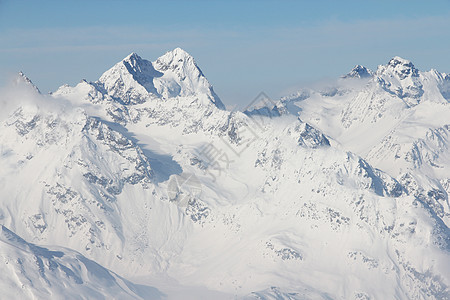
{"left": 342, "top": 65, "right": 373, "bottom": 79}
{"left": 56, "top": 48, "right": 224, "bottom": 109}
{"left": 280, "top": 56, "right": 450, "bottom": 229}
{"left": 0, "top": 49, "right": 449, "bottom": 299}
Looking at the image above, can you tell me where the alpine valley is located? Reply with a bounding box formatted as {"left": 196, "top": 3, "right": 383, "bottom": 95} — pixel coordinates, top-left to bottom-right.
{"left": 0, "top": 48, "right": 449, "bottom": 299}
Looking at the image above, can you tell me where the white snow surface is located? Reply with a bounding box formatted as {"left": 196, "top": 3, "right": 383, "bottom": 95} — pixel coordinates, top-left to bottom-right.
{"left": 0, "top": 225, "right": 164, "bottom": 299}
{"left": 0, "top": 49, "right": 449, "bottom": 299}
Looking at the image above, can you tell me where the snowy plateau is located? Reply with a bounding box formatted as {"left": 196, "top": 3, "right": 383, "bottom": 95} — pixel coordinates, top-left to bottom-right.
{"left": 0, "top": 48, "right": 449, "bottom": 299}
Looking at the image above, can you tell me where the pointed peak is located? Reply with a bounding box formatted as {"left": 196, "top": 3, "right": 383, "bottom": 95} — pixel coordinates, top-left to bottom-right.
{"left": 342, "top": 65, "right": 373, "bottom": 79}
{"left": 18, "top": 71, "right": 31, "bottom": 81}
{"left": 105, "top": 52, "right": 159, "bottom": 77}
{"left": 97, "top": 52, "right": 163, "bottom": 105}
{"left": 154, "top": 47, "right": 203, "bottom": 78}
{"left": 16, "top": 71, "right": 41, "bottom": 93}
{"left": 123, "top": 52, "right": 142, "bottom": 61}
{"left": 121, "top": 52, "right": 146, "bottom": 67}
{"left": 167, "top": 47, "right": 193, "bottom": 58}
{"left": 155, "top": 47, "right": 196, "bottom": 67}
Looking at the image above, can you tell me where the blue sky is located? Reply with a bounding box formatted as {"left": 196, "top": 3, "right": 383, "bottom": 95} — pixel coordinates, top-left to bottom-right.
{"left": 1, "top": 0, "right": 450, "bottom": 106}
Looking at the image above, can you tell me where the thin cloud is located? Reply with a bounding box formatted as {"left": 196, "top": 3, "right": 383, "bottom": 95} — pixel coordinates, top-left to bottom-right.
{"left": 1, "top": 15, "right": 450, "bottom": 105}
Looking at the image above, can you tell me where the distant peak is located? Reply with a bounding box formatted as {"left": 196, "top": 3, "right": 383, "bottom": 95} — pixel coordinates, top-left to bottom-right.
{"left": 18, "top": 71, "right": 30, "bottom": 81}
{"left": 388, "top": 56, "right": 412, "bottom": 66}
{"left": 386, "top": 56, "right": 419, "bottom": 78}
{"left": 97, "top": 48, "right": 224, "bottom": 108}
{"left": 156, "top": 47, "right": 195, "bottom": 66}
{"left": 16, "top": 71, "right": 41, "bottom": 93}
{"left": 122, "top": 52, "right": 144, "bottom": 63}
{"left": 168, "top": 47, "right": 193, "bottom": 58}
{"left": 342, "top": 65, "right": 373, "bottom": 79}
{"left": 154, "top": 47, "right": 203, "bottom": 78}
{"left": 115, "top": 52, "right": 161, "bottom": 77}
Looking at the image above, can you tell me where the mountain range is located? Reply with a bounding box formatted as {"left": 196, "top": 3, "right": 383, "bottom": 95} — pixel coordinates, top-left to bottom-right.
{"left": 0, "top": 48, "right": 449, "bottom": 299}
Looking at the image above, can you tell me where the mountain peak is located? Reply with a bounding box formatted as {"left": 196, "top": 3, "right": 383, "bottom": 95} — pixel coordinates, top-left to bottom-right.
{"left": 97, "top": 52, "right": 162, "bottom": 104}
{"left": 153, "top": 48, "right": 225, "bottom": 109}
{"left": 388, "top": 56, "right": 412, "bottom": 66}
{"left": 58, "top": 48, "right": 224, "bottom": 109}
{"left": 342, "top": 65, "right": 373, "bottom": 79}
{"left": 123, "top": 52, "right": 142, "bottom": 62}
{"left": 173, "top": 47, "right": 191, "bottom": 56}
{"left": 154, "top": 47, "right": 197, "bottom": 73}
{"left": 16, "top": 71, "right": 41, "bottom": 93}
{"left": 120, "top": 52, "right": 159, "bottom": 76}
{"left": 165, "top": 47, "right": 193, "bottom": 59}
{"left": 385, "top": 56, "right": 419, "bottom": 78}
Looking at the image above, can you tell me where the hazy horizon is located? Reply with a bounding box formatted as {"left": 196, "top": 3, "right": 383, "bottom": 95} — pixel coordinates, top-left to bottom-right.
{"left": 1, "top": 0, "right": 450, "bottom": 107}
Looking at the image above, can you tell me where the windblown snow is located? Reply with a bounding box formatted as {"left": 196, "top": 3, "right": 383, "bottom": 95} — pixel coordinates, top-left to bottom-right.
{"left": 0, "top": 49, "right": 449, "bottom": 299}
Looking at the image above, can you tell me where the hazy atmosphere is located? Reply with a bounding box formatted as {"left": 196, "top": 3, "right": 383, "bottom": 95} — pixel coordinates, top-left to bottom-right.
{"left": 1, "top": 0, "right": 450, "bottom": 106}
{"left": 1, "top": 1, "right": 450, "bottom": 299}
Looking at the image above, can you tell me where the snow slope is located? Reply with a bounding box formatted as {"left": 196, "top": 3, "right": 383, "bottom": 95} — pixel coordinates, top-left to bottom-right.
{"left": 0, "top": 50, "right": 449, "bottom": 299}
{"left": 0, "top": 225, "right": 163, "bottom": 299}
